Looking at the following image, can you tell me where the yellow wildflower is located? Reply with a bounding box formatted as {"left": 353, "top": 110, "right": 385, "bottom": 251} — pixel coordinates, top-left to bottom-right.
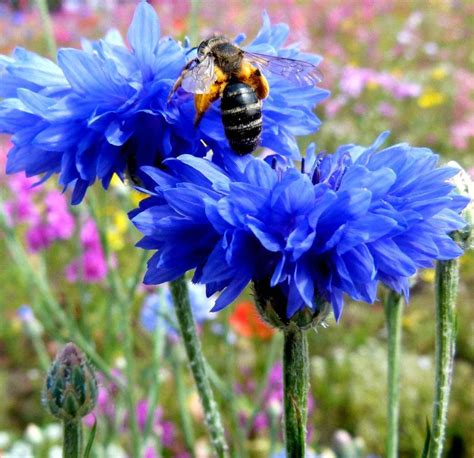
{"left": 131, "top": 190, "right": 148, "bottom": 207}
{"left": 417, "top": 89, "right": 445, "bottom": 108}
{"left": 105, "top": 209, "right": 130, "bottom": 251}
{"left": 390, "top": 69, "right": 403, "bottom": 78}
{"left": 110, "top": 174, "right": 125, "bottom": 189}
{"left": 341, "top": 18, "right": 353, "bottom": 32}
{"left": 431, "top": 66, "right": 447, "bottom": 80}
{"left": 420, "top": 268, "right": 436, "bottom": 283}
{"left": 112, "top": 211, "right": 129, "bottom": 234}
{"left": 107, "top": 229, "right": 125, "bottom": 251}
{"left": 367, "top": 80, "right": 379, "bottom": 91}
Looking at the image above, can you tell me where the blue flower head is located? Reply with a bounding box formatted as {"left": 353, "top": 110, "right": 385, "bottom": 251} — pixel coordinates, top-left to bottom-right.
{"left": 141, "top": 281, "right": 214, "bottom": 336}
{"left": 130, "top": 133, "right": 469, "bottom": 322}
{"left": 0, "top": 1, "right": 195, "bottom": 203}
{"left": 1, "top": 2, "right": 328, "bottom": 203}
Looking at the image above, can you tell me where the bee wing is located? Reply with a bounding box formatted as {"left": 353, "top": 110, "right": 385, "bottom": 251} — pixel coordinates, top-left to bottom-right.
{"left": 181, "top": 55, "right": 217, "bottom": 94}
{"left": 244, "top": 51, "right": 323, "bottom": 87}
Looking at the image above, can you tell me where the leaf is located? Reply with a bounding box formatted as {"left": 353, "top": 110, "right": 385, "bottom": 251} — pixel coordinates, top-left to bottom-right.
{"left": 83, "top": 418, "right": 97, "bottom": 458}
{"left": 421, "top": 417, "right": 431, "bottom": 458}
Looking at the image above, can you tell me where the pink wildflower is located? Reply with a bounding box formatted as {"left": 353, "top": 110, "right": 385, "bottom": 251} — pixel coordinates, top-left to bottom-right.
{"left": 65, "top": 219, "right": 107, "bottom": 283}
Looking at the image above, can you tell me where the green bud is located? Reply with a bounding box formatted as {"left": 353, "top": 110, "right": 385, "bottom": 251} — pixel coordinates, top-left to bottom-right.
{"left": 43, "top": 343, "right": 98, "bottom": 422}
{"left": 447, "top": 161, "right": 474, "bottom": 250}
{"left": 253, "top": 279, "right": 331, "bottom": 330}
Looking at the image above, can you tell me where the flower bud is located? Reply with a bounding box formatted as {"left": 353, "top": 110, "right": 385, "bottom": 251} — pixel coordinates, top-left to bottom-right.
{"left": 447, "top": 161, "right": 473, "bottom": 250}
{"left": 43, "top": 343, "right": 97, "bottom": 422}
{"left": 253, "top": 279, "right": 331, "bottom": 330}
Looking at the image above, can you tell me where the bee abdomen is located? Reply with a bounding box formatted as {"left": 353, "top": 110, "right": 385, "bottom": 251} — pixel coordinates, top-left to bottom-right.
{"left": 221, "top": 81, "right": 262, "bottom": 155}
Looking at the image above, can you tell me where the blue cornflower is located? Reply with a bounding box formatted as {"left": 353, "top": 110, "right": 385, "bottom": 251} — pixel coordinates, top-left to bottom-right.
{"left": 0, "top": 2, "right": 194, "bottom": 203}
{"left": 130, "top": 132, "right": 469, "bottom": 321}
{"left": 141, "top": 282, "right": 214, "bottom": 336}
{"left": 1, "top": 3, "right": 328, "bottom": 204}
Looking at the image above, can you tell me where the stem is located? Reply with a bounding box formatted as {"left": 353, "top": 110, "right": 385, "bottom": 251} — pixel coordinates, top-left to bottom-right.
{"left": 28, "top": 326, "right": 51, "bottom": 372}
{"left": 63, "top": 420, "right": 82, "bottom": 458}
{"left": 269, "top": 409, "right": 279, "bottom": 456}
{"left": 188, "top": 0, "right": 200, "bottom": 45}
{"left": 128, "top": 250, "right": 149, "bottom": 303}
{"left": 143, "top": 321, "right": 166, "bottom": 444}
{"left": 87, "top": 194, "right": 141, "bottom": 456}
{"left": 170, "top": 277, "right": 228, "bottom": 457}
{"left": 223, "top": 324, "right": 248, "bottom": 458}
{"left": 429, "top": 259, "right": 459, "bottom": 458}
{"left": 171, "top": 346, "right": 196, "bottom": 456}
{"left": 34, "top": 0, "right": 57, "bottom": 58}
{"left": 0, "top": 204, "right": 120, "bottom": 387}
{"left": 118, "top": 297, "right": 141, "bottom": 457}
{"left": 283, "top": 326, "right": 309, "bottom": 458}
{"left": 245, "top": 333, "right": 280, "bottom": 435}
{"left": 383, "top": 290, "right": 403, "bottom": 458}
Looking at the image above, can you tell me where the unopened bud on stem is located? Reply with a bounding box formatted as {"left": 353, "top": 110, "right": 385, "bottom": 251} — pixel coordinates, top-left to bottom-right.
{"left": 43, "top": 343, "right": 98, "bottom": 421}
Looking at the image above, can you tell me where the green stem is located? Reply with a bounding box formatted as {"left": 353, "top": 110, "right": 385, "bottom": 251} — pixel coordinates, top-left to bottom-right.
{"left": 0, "top": 204, "right": 120, "bottom": 387}
{"left": 283, "top": 326, "right": 309, "bottom": 458}
{"left": 28, "top": 326, "right": 50, "bottom": 372}
{"left": 171, "top": 346, "right": 196, "bottom": 456}
{"left": 143, "top": 321, "right": 166, "bottom": 444}
{"left": 87, "top": 194, "right": 141, "bottom": 456}
{"left": 128, "top": 250, "right": 149, "bottom": 303}
{"left": 63, "top": 420, "right": 82, "bottom": 458}
{"left": 34, "top": 0, "right": 57, "bottom": 58}
{"left": 188, "top": 0, "right": 200, "bottom": 44}
{"left": 383, "top": 290, "right": 403, "bottom": 458}
{"left": 118, "top": 297, "right": 141, "bottom": 457}
{"left": 223, "top": 325, "right": 248, "bottom": 458}
{"left": 429, "top": 259, "right": 459, "bottom": 458}
{"left": 245, "top": 333, "right": 280, "bottom": 435}
{"left": 170, "top": 277, "right": 228, "bottom": 457}
{"left": 269, "top": 409, "right": 279, "bottom": 456}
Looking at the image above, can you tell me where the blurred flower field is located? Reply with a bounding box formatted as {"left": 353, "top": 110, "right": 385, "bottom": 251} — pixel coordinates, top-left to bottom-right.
{"left": 0, "top": 0, "right": 473, "bottom": 457}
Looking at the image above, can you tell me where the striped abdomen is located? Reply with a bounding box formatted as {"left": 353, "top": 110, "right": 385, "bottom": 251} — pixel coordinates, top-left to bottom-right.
{"left": 221, "top": 81, "right": 262, "bottom": 155}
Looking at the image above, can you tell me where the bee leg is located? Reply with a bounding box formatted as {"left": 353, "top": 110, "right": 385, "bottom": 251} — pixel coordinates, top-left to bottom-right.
{"left": 248, "top": 68, "right": 270, "bottom": 100}
{"left": 194, "top": 84, "right": 223, "bottom": 126}
{"left": 167, "top": 58, "right": 198, "bottom": 103}
{"left": 237, "top": 62, "right": 270, "bottom": 100}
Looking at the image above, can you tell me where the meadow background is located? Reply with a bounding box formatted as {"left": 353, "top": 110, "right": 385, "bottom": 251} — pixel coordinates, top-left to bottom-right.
{"left": 0, "top": 0, "right": 473, "bottom": 457}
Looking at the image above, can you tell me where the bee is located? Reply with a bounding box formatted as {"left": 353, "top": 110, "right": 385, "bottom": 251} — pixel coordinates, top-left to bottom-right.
{"left": 168, "top": 36, "right": 323, "bottom": 155}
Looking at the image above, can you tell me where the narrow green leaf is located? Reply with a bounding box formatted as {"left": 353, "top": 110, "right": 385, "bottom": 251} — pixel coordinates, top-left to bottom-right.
{"left": 83, "top": 418, "right": 97, "bottom": 458}
{"left": 421, "top": 418, "right": 431, "bottom": 458}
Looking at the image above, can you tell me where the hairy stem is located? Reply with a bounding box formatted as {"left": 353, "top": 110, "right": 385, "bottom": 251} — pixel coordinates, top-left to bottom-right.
{"left": 170, "top": 277, "right": 228, "bottom": 457}
{"left": 430, "top": 259, "right": 459, "bottom": 458}
{"left": 63, "top": 420, "right": 82, "bottom": 458}
{"left": 384, "top": 290, "right": 403, "bottom": 458}
{"left": 283, "top": 326, "right": 309, "bottom": 457}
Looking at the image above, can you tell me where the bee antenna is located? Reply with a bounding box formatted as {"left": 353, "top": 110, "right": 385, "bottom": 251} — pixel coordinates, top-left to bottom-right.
{"left": 301, "top": 157, "right": 305, "bottom": 173}
{"left": 186, "top": 46, "right": 198, "bottom": 56}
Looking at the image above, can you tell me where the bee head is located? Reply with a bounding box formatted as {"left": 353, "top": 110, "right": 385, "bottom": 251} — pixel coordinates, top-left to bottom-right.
{"left": 197, "top": 35, "right": 229, "bottom": 60}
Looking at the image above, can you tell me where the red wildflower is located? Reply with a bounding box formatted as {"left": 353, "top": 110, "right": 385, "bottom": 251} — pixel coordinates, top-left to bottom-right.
{"left": 229, "top": 301, "right": 275, "bottom": 340}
